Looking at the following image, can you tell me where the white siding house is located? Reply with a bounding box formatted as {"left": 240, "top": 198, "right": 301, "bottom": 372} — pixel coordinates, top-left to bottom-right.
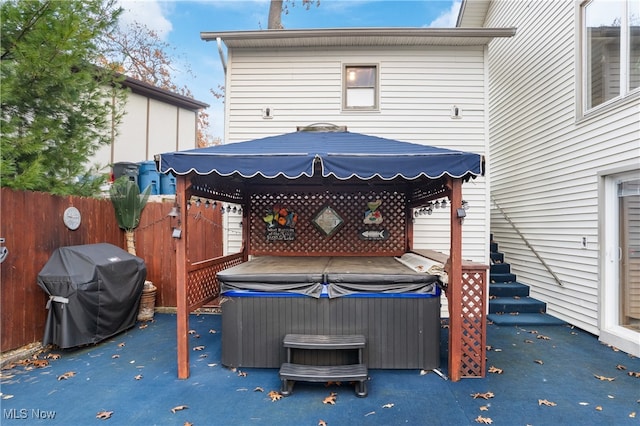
{"left": 203, "top": 28, "right": 515, "bottom": 265}
{"left": 90, "top": 76, "right": 208, "bottom": 173}
{"left": 459, "top": 0, "right": 640, "bottom": 355}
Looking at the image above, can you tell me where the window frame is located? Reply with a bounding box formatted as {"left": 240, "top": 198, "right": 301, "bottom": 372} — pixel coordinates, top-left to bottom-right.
{"left": 580, "top": 0, "right": 640, "bottom": 116}
{"left": 342, "top": 64, "right": 379, "bottom": 111}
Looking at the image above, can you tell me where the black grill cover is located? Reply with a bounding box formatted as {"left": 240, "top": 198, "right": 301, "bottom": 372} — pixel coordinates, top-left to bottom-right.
{"left": 37, "top": 243, "right": 146, "bottom": 348}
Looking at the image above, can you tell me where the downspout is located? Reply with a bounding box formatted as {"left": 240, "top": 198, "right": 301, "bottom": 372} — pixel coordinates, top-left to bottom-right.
{"left": 217, "top": 37, "right": 227, "bottom": 75}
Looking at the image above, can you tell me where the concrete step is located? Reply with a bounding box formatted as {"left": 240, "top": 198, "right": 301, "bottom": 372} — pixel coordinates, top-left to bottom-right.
{"left": 489, "top": 282, "right": 530, "bottom": 297}
{"left": 489, "top": 297, "right": 547, "bottom": 314}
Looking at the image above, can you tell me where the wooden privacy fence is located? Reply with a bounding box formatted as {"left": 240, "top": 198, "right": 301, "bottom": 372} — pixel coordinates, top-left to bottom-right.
{"left": 0, "top": 188, "right": 223, "bottom": 353}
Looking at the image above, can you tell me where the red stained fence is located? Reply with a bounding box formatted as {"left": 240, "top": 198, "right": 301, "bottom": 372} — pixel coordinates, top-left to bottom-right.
{"left": 0, "top": 188, "right": 222, "bottom": 353}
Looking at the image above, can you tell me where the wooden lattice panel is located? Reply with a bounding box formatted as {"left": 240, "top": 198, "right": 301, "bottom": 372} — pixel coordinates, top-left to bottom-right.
{"left": 187, "top": 254, "right": 244, "bottom": 310}
{"left": 458, "top": 270, "right": 486, "bottom": 377}
{"left": 249, "top": 190, "right": 406, "bottom": 256}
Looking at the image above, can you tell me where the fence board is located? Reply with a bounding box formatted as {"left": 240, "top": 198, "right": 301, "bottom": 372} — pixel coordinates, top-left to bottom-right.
{"left": 0, "top": 188, "right": 222, "bottom": 353}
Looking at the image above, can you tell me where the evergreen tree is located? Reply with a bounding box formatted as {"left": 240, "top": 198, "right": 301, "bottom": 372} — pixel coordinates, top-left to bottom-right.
{"left": 1, "top": 0, "right": 123, "bottom": 195}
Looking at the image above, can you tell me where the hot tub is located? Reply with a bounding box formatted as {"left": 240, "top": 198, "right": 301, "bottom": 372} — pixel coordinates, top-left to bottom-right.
{"left": 218, "top": 256, "right": 441, "bottom": 370}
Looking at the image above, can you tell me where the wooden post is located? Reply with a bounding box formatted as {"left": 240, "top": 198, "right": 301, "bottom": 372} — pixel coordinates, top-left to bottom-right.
{"left": 175, "top": 175, "right": 190, "bottom": 379}
{"left": 448, "top": 177, "right": 463, "bottom": 382}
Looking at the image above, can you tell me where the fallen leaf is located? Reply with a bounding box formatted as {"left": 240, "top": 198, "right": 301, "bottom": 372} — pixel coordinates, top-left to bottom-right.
{"left": 268, "top": 390, "right": 282, "bottom": 402}
{"left": 117, "top": 342, "right": 125, "bottom": 348}
{"left": 594, "top": 374, "right": 615, "bottom": 381}
{"left": 595, "top": 406, "right": 603, "bottom": 411}
{"left": 134, "top": 374, "right": 143, "bottom": 380}
{"left": 628, "top": 371, "right": 640, "bottom": 378}
{"left": 318, "top": 420, "right": 327, "bottom": 426}
{"left": 630, "top": 412, "right": 636, "bottom": 418}
{"left": 471, "top": 392, "right": 495, "bottom": 400}
{"left": 524, "top": 339, "right": 534, "bottom": 344}
{"left": 579, "top": 402, "right": 589, "bottom": 406}
{"left": 475, "top": 415, "right": 493, "bottom": 424}
{"left": 207, "top": 363, "right": 217, "bottom": 367}
{"left": 534, "top": 359, "right": 544, "bottom": 365}
{"left": 365, "top": 411, "right": 376, "bottom": 416}
{"left": 188, "top": 329, "right": 196, "bottom": 335}
{"left": 538, "top": 399, "right": 557, "bottom": 406}
{"left": 96, "top": 411, "right": 113, "bottom": 420}
{"left": 57, "top": 371, "right": 76, "bottom": 380}
{"left": 171, "top": 405, "right": 189, "bottom": 414}
{"left": 184, "top": 422, "right": 193, "bottom": 426}
{"left": 382, "top": 403, "right": 394, "bottom": 408}
{"left": 479, "top": 406, "right": 489, "bottom": 411}
{"left": 237, "top": 371, "right": 247, "bottom": 377}
{"left": 616, "top": 364, "right": 627, "bottom": 370}
{"left": 1, "top": 394, "right": 14, "bottom": 399}
{"left": 325, "top": 381, "right": 341, "bottom": 387}
{"left": 45, "top": 353, "right": 61, "bottom": 360}
{"left": 139, "top": 324, "right": 148, "bottom": 329}
{"left": 112, "top": 354, "right": 120, "bottom": 359}
{"left": 192, "top": 346, "right": 205, "bottom": 351}
{"left": 209, "top": 329, "right": 217, "bottom": 334}
{"left": 254, "top": 387, "right": 264, "bottom": 392}
{"left": 419, "top": 370, "right": 429, "bottom": 375}
{"left": 537, "top": 335, "right": 551, "bottom": 340}
{"left": 488, "top": 366, "right": 503, "bottom": 374}
{"left": 32, "top": 359, "right": 49, "bottom": 368}
{"left": 323, "top": 392, "right": 337, "bottom": 405}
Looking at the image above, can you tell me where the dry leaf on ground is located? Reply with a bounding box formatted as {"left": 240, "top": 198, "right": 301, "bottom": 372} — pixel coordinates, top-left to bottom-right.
{"left": 538, "top": 399, "right": 557, "bottom": 406}
{"left": 254, "top": 387, "right": 264, "bottom": 392}
{"left": 323, "top": 392, "right": 337, "bottom": 405}
{"left": 488, "top": 366, "right": 503, "bottom": 374}
{"left": 594, "top": 374, "right": 615, "bottom": 381}
{"left": 96, "top": 411, "right": 113, "bottom": 420}
{"left": 534, "top": 359, "right": 544, "bottom": 365}
{"left": 471, "top": 392, "right": 495, "bottom": 400}
{"left": 382, "top": 403, "right": 394, "bottom": 408}
{"left": 318, "top": 420, "right": 327, "bottom": 426}
{"left": 57, "top": 371, "right": 76, "bottom": 380}
{"left": 171, "top": 405, "right": 189, "bottom": 414}
{"left": 192, "top": 346, "right": 205, "bottom": 351}
{"left": 268, "top": 390, "right": 282, "bottom": 402}
{"left": 475, "top": 415, "right": 493, "bottom": 424}
{"left": 536, "top": 335, "right": 550, "bottom": 340}
{"left": 479, "top": 405, "right": 489, "bottom": 411}
{"left": 134, "top": 374, "right": 143, "bottom": 380}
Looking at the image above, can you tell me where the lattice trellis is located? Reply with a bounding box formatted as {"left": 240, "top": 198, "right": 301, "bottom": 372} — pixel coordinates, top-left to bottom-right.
{"left": 187, "top": 254, "right": 244, "bottom": 309}
{"left": 457, "top": 270, "right": 487, "bottom": 377}
{"left": 250, "top": 190, "right": 406, "bottom": 255}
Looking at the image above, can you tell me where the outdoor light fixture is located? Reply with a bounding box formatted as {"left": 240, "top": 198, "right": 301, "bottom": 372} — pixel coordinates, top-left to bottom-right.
{"left": 167, "top": 206, "right": 180, "bottom": 218}
{"left": 462, "top": 200, "right": 469, "bottom": 210}
{"left": 172, "top": 228, "right": 182, "bottom": 239}
{"left": 457, "top": 208, "right": 467, "bottom": 218}
{"left": 195, "top": 198, "right": 201, "bottom": 207}
{"left": 205, "top": 200, "right": 210, "bottom": 208}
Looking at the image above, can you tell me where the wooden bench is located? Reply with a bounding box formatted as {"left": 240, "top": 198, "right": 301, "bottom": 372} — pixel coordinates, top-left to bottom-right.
{"left": 279, "top": 334, "right": 368, "bottom": 397}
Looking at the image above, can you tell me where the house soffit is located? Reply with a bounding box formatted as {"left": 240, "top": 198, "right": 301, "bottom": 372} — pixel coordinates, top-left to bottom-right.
{"left": 201, "top": 27, "right": 516, "bottom": 49}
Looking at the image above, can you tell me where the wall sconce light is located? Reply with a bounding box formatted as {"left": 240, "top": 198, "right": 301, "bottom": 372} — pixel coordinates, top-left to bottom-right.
{"left": 456, "top": 208, "right": 467, "bottom": 218}
{"left": 195, "top": 198, "right": 201, "bottom": 207}
{"left": 205, "top": 200, "right": 211, "bottom": 208}
{"left": 451, "top": 105, "right": 462, "bottom": 119}
{"left": 172, "top": 228, "right": 182, "bottom": 239}
{"left": 462, "top": 200, "right": 469, "bottom": 210}
{"left": 167, "top": 206, "right": 180, "bottom": 218}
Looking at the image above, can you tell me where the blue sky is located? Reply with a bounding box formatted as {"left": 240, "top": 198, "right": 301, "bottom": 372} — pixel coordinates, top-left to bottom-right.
{"left": 118, "top": 0, "right": 462, "bottom": 141}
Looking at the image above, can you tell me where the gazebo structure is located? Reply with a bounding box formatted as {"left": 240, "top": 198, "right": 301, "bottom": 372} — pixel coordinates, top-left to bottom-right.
{"left": 157, "top": 126, "right": 488, "bottom": 382}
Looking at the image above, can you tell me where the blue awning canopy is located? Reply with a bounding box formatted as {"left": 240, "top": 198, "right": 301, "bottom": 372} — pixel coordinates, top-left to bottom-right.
{"left": 158, "top": 130, "right": 483, "bottom": 181}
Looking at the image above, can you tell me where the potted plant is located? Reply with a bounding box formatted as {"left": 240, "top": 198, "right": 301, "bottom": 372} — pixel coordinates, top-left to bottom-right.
{"left": 109, "top": 176, "right": 151, "bottom": 256}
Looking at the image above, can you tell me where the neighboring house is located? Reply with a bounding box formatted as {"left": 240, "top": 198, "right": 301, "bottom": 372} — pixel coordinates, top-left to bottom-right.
{"left": 90, "top": 75, "right": 209, "bottom": 173}
{"left": 458, "top": 0, "right": 640, "bottom": 355}
{"left": 202, "top": 27, "right": 515, "bottom": 266}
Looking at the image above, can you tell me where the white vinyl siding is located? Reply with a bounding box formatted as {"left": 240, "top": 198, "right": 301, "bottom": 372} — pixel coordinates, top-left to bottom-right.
{"left": 224, "top": 45, "right": 490, "bottom": 264}
{"left": 485, "top": 1, "right": 640, "bottom": 335}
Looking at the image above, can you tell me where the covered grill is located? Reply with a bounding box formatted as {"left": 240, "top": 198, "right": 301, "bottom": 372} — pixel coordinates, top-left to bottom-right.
{"left": 37, "top": 243, "right": 146, "bottom": 348}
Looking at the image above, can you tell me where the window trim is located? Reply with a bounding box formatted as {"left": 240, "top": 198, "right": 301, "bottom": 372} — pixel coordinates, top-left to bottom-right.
{"left": 579, "top": 0, "right": 640, "bottom": 117}
{"left": 342, "top": 64, "right": 379, "bottom": 111}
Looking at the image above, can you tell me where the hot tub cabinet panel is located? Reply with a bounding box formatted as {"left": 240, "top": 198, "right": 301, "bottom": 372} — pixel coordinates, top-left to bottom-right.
{"left": 221, "top": 293, "right": 441, "bottom": 369}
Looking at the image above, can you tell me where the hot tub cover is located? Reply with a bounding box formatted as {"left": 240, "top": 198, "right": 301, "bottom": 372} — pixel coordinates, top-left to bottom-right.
{"left": 37, "top": 243, "right": 147, "bottom": 348}
{"left": 157, "top": 130, "right": 483, "bottom": 181}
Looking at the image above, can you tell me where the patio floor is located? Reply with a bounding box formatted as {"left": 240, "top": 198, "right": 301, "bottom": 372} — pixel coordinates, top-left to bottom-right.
{"left": 1, "top": 313, "right": 638, "bottom": 425}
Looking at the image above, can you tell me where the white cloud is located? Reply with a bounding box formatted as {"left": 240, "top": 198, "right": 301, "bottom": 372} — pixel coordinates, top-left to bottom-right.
{"left": 426, "top": 1, "right": 462, "bottom": 28}
{"left": 118, "top": 0, "right": 173, "bottom": 39}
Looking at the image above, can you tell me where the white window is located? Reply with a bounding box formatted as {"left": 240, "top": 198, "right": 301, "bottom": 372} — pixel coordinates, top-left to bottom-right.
{"left": 343, "top": 65, "right": 378, "bottom": 110}
{"left": 582, "top": 0, "right": 640, "bottom": 112}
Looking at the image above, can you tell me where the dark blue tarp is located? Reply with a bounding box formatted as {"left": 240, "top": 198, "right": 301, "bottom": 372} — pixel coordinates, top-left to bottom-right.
{"left": 158, "top": 130, "right": 482, "bottom": 181}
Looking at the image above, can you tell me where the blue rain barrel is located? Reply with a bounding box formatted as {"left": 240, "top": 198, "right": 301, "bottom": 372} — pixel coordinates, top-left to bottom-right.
{"left": 160, "top": 173, "right": 176, "bottom": 195}
{"left": 138, "top": 161, "right": 159, "bottom": 195}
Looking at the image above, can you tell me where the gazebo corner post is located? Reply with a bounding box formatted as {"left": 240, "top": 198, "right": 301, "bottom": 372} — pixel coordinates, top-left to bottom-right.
{"left": 175, "top": 175, "right": 190, "bottom": 379}
{"left": 447, "top": 176, "right": 463, "bottom": 382}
